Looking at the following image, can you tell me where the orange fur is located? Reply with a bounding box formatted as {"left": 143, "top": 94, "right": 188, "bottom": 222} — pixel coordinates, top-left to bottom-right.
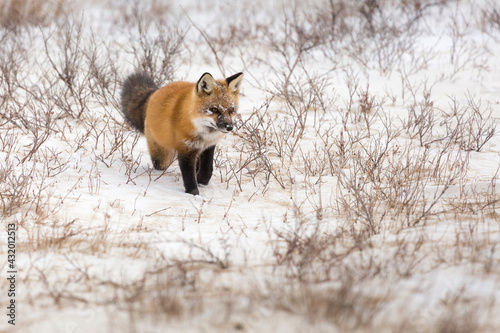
{"left": 145, "top": 76, "right": 241, "bottom": 167}
{"left": 121, "top": 71, "right": 243, "bottom": 194}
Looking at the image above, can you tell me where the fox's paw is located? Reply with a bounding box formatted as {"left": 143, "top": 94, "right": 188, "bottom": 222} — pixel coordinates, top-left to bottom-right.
{"left": 197, "top": 177, "right": 210, "bottom": 186}
{"left": 186, "top": 187, "right": 200, "bottom": 195}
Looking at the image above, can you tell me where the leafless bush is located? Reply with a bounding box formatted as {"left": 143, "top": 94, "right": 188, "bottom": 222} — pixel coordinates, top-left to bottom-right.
{"left": 144, "top": 264, "right": 202, "bottom": 319}
{"left": 229, "top": 99, "right": 287, "bottom": 193}
{"left": 402, "top": 84, "right": 497, "bottom": 152}
{"left": 176, "top": 236, "right": 233, "bottom": 270}
{"left": 38, "top": 147, "right": 71, "bottom": 178}
{"left": 125, "top": 9, "right": 185, "bottom": 86}
{"left": 272, "top": 279, "right": 387, "bottom": 329}
{"left": 32, "top": 17, "right": 124, "bottom": 121}
{"left": 446, "top": 173, "right": 500, "bottom": 220}
{"left": 269, "top": 97, "right": 308, "bottom": 159}
{"left": 435, "top": 290, "right": 480, "bottom": 333}
{"left": 404, "top": 86, "right": 440, "bottom": 147}
{"left": 447, "top": 9, "right": 489, "bottom": 78}
{"left": 187, "top": 17, "right": 229, "bottom": 77}
{"left": 444, "top": 95, "right": 497, "bottom": 152}
{"left": 227, "top": 31, "right": 336, "bottom": 191}
{"left": 0, "top": 30, "right": 28, "bottom": 100}
{"left": 335, "top": 140, "right": 467, "bottom": 233}
{"left": 267, "top": 216, "right": 391, "bottom": 328}
{"left": 331, "top": 89, "right": 469, "bottom": 233}
{"left": 20, "top": 99, "right": 59, "bottom": 164}
{"left": 114, "top": 0, "right": 172, "bottom": 27}
{"left": 309, "top": 0, "right": 449, "bottom": 74}
{"left": 121, "top": 135, "right": 146, "bottom": 185}
{"left": 83, "top": 33, "right": 121, "bottom": 110}
{"left": 266, "top": 5, "right": 324, "bottom": 68}
{"left": 27, "top": 250, "right": 222, "bottom": 326}
{"left": 38, "top": 18, "right": 92, "bottom": 119}
{"left": 188, "top": 5, "right": 264, "bottom": 77}
{"left": 273, "top": 221, "right": 339, "bottom": 282}
{"left": 0, "top": 159, "right": 33, "bottom": 216}
{"left": 342, "top": 81, "right": 384, "bottom": 135}
{"left": 0, "top": 0, "right": 67, "bottom": 28}
{"left": 481, "top": 0, "right": 500, "bottom": 38}
{"left": 86, "top": 117, "right": 138, "bottom": 168}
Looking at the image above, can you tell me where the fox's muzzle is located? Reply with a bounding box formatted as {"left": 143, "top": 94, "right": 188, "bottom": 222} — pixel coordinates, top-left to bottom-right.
{"left": 217, "top": 122, "right": 233, "bottom": 133}
{"left": 216, "top": 115, "right": 234, "bottom": 133}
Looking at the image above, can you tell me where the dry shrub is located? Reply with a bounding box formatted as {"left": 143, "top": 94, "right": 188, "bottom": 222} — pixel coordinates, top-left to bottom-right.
{"left": 115, "top": 0, "right": 186, "bottom": 86}
{"left": 481, "top": 0, "right": 500, "bottom": 37}
{"left": 113, "top": 0, "right": 172, "bottom": 27}
{"left": 0, "top": 159, "right": 33, "bottom": 216}
{"left": 304, "top": 0, "right": 454, "bottom": 74}
{"left": 267, "top": 217, "right": 391, "bottom": 329}
{"left": 0, "top": 0, "right": 67, "bottom": 28}
{"left": 275, "top": 281, "right": 388, "bottom": 330}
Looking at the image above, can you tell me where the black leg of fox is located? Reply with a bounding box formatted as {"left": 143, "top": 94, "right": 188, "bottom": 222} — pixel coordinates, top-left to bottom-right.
{"left": 197, "top": 146, "right": 215, "bottom": 185}
{"left": 178, "top": 152, "right": 200, "bottom": 195}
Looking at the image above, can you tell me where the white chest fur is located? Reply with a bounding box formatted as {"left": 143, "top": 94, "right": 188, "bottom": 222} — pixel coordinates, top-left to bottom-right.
{"left": 185, "top": 117, "right": 224, "bottom": 150}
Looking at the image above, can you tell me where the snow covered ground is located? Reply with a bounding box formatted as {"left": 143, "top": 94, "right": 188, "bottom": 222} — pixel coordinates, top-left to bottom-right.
{"left": 1, "top": 0, "right": 500, "bottom": 332}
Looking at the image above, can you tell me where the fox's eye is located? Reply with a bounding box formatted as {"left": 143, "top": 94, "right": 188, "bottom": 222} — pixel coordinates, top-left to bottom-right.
{"left": 228, "top": 107, "right": 236, "bottom": 114}
{"left": 209, "top": 107, "right": 220, "bottom": 114}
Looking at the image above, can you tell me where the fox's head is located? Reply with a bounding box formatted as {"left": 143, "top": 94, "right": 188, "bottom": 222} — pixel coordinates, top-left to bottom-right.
{"left": 195, "top": 72, "right": 244, "bottom": 133}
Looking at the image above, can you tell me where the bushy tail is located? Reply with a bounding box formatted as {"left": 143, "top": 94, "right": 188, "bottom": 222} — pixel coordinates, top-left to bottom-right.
{"left": 120, "top": 71, "right": 159, "bottom": 133}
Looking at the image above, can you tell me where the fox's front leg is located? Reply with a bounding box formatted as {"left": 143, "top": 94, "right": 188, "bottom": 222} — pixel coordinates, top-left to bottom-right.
{"left": 178, "top": 151, "right": 200, "bottom": 195}
{"left": 197, "top": 146, "right": 215, "bottom": 185}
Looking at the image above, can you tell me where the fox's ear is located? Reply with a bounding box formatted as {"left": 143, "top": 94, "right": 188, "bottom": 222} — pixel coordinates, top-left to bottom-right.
{"left": 226, "top": 72, "right": 243, "bottom": 94}
{"left": 197, "top": 72, "right": 217, "bottom": 95}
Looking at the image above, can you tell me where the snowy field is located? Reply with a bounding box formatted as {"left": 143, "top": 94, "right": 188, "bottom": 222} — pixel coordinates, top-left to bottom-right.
{"left": 1, "top": 0, "right": 500, "bottom": 332}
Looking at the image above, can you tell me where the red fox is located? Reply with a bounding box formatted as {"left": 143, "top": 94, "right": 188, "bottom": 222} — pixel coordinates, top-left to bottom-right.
{"left": 120, "top": 71, "right": 244, "bottom": 195}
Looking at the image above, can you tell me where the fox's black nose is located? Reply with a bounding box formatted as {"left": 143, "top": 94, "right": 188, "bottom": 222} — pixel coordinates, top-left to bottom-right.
{"left": 226, "top": 124, "right": 233, "bottom": 132}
